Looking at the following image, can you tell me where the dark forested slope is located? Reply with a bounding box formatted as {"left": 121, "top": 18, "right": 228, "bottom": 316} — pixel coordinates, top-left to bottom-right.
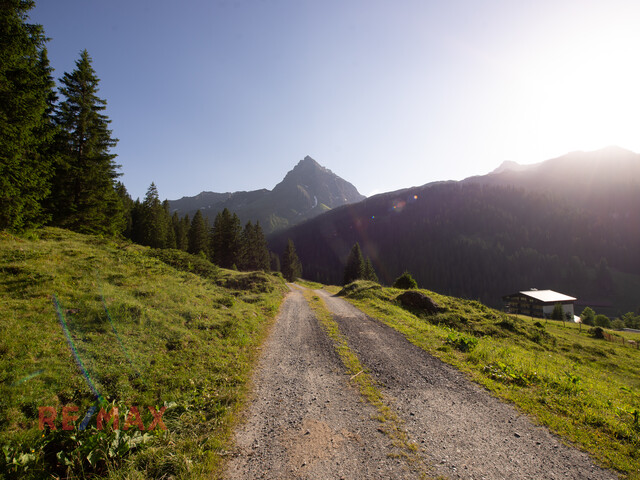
{"left": 270, "top": 150, "right": 640, "bottom": 316}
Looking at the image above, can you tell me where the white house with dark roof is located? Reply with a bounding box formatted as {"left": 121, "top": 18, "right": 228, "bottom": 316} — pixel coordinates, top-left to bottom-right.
{"left": 502, "top": 289, "right": 577, "bottom": 320}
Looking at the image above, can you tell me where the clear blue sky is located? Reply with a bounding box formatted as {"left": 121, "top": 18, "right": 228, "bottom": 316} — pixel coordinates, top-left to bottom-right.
{"left": 31, "top": 0, "right": 640, "bottom": 200}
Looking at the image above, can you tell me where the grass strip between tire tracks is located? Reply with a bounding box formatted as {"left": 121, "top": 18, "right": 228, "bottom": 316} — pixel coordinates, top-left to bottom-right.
{"left": 301, "top": 287, "right": 441, "bottom": 480}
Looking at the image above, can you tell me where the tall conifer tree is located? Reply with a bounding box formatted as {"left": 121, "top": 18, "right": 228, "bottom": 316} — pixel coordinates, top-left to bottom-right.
{"left": 137, "top": 183, "right": 170, "bottom": 248}
{"left": 115, "top": 181, "right": 134, "bottom": 239}
{"left": 363, "top": 258, "right": 378, "bottom": 282}
{"left": 188, "top": 210, "right": 209, "bottom": 256}
{"left": 49, "top": 50, "right": 123, "bottom": 235}
{"left": 162, "top": 200, "right": 176, "bottom": 249}
{"left": 253, "top": 221, "right": 270, "bottom": 272}
{"left": 179, "top": 214, "right": 190, "bottom": 251}
{"left": 343, "top": 242, "right": 365, "bottom": 285}
{"left": 239, "top": 221, "right": 270, "bottom": 271}
{"left": 270, "top": 252, "right": 281, "bottom": 272}
{"left": 211, "top": 208, "right": 241, "bottom": 268}
{"left": 0, "top": 1, "right": 56, "bottom": 231}
{"left": 172, "top": 212, "right": 189, "bottom": 251}
{"left": 282, "top": 239, "right": 302, "bottom": 282}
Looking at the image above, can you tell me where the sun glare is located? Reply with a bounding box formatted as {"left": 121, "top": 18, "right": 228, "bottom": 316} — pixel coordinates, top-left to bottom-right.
{"left": 509, "top": 12, "right": 640, "bottom": 155}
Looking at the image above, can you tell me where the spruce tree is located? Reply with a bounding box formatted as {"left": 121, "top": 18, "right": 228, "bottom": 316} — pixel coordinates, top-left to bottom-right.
{"left": 162, "top": 200, "right": 176, "bottom": 249}
{"left": 253, "top": 222, "right": 271, "bottom": 271}
{"left": 343, "top": 243, "right": 365, "bottom": 285}
{"left": 282, "top": 239, "right": 302, "bottom": 282}
{"left": 188, "top": 210, "right": 209, "bottom": 256}
{"left": 130, "top": 199, "right": 145, "bottom": 244}
{"left": 363, "top": 258, "right": 378, "bottom": 282}
{"left": 115, "top": 182, "right": 134, "bottom": 239}
{"left": 239, "top": 221, "right": 270, "bottom": 271}
{"left": 49, "top": 50, "right": 123, "bottom": 235}
{"left": 139, "top": 183, "right": 168, "bottom": 248}
{"left": 238, "top": 221, "right": 253, "bottom": 270}
{"left": 180, "top": 215, "right": 190, "bottom": 251}
{"left": 0, "top": 1, "right": 56, "bottom": 231}
{"left": 211, "top": 208, "right": 241, "bottom": 268}
{"left": 270, "top": 252, "right": 281, "bottom": 272}
{"left": 172, "top": 212, "right": 189, "bottom": 251}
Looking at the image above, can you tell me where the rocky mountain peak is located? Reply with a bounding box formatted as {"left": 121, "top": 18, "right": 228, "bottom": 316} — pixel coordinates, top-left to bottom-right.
{"left": 169, "top": 155, "right": 364, "bottom": 233}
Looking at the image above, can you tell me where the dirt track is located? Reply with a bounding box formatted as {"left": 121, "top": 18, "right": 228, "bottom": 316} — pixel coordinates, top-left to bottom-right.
{"left": 226, "top": 285, "right": 618, "bottom": 479}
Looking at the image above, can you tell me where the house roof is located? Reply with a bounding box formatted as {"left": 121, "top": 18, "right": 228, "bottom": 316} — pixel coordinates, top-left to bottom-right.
{"left": 519, "top": 290, "right": 576, "bottom": 303}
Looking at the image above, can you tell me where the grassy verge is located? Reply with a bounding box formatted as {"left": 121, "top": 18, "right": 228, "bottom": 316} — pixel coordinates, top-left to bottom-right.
{"left": 294, "top": 279, "right": 326, "bottom": 290}
{"left": 336, "top": 281, "right": 640, "bottom": 479}
{"left": 0, "top": 228, "right": 287, "bottom": 479}
{"left": 301, "top": 288, "right": 434, "bottom": 479}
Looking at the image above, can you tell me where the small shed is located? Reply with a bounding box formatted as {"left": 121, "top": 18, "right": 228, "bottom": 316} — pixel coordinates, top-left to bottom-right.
{"left": 502, "top": 289, "right": 577, "bottom": 320}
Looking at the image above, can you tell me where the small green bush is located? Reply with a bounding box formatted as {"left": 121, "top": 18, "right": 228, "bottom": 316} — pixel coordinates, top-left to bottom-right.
{"left": 611, "top": 318, "right": 625, "bottom": 330}
{"left": 595, "top": 314, "right": 611, "bottom": 328}
{"left": 393, "top": 271, "right": 417, "bottom": 289}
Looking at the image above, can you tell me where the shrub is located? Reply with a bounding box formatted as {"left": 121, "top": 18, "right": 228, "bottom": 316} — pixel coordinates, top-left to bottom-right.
{"left": 611, "top": 318, "right": 625, "bottom": 330}
{"left": 393, "top": 271, "right": 417, "bottom": 289}
{"left": 580, "top": 307, "right": 595, "bottom": 325}
{"left": 595, "top": 314, "right": 611, "bottom": 328}
{"left": 589, "top": 326, "right": 605, "bottom": 339}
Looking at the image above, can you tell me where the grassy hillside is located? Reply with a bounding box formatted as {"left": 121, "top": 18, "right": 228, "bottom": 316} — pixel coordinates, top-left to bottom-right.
{"left": 334, "top": 281, "right": 640, "bottom": 478}
{"left": 0, "top": 228, "right": 287, "bottom": 479}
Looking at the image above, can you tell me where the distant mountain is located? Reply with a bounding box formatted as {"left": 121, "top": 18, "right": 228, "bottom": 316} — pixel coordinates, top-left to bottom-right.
{"left": 466, "top": 146, "right": 640, "bottom": 203}
{"left": 169, "top": 156, "right": 365, "bottom": 233}
{"left": 270, "top": 147, "right": 640, "bottom": 316}
{"left": 489, "top": 159, "right": 540, "bottom": 175}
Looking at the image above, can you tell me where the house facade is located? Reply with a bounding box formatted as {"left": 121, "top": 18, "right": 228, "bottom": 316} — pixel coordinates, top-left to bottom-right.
{"left": 502, "top": 289, "right": 577, "bottom": 320}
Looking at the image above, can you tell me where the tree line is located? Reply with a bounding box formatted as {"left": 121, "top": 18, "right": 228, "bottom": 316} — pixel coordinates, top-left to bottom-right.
{"left": 125, "top": 183, "right": 271, "bottom": 271}
{"left": 123, "top": 187, "right": 303, "bottom": 280}
{"left": 2, "top": 2, "right": 124, "bottom": 235}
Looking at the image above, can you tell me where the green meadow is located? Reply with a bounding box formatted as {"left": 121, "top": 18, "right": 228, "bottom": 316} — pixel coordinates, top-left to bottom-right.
{"left": 2, "top": 227, "right": 639, "bottom": 479}
{"left": 0, "top": 228, "right": 287, "bottom": 479}
{"left": 332, "top": 281, "right": 640, "bottom": 479}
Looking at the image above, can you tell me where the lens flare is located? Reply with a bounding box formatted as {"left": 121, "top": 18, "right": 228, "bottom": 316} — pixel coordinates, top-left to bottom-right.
{"left": 53, "top": 294, "right": 105, "bottom": 403}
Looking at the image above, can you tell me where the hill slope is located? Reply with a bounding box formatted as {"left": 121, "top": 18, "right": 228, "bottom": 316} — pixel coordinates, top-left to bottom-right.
{"left": 269, "top": 148, "right": 640, "bottom": 316}
{"left": 169, "top": 156, "right": 365, "bottom": 233}
{"left": 0, "top": 228, "right": 286, "bottom": 479}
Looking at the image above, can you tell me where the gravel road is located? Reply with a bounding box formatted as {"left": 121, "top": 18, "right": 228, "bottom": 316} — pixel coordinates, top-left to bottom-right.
{"left": 226, "top": 285, "right": 425, "bottom": 479}
{"left": 226, "top": 285, "right": 618, "bottom": 479}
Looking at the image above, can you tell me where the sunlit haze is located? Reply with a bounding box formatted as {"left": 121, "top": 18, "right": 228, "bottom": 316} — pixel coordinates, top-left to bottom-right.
{"left": 31, "top": 0, "right": 640, "bottom": 200}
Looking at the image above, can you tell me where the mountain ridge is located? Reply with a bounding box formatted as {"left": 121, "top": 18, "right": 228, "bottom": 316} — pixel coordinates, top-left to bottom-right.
{"left": 169, "top": 156, "right": 365, "bottom": 233}
{"left": 467, "top": 146, "right": 640, "bottom": 193}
